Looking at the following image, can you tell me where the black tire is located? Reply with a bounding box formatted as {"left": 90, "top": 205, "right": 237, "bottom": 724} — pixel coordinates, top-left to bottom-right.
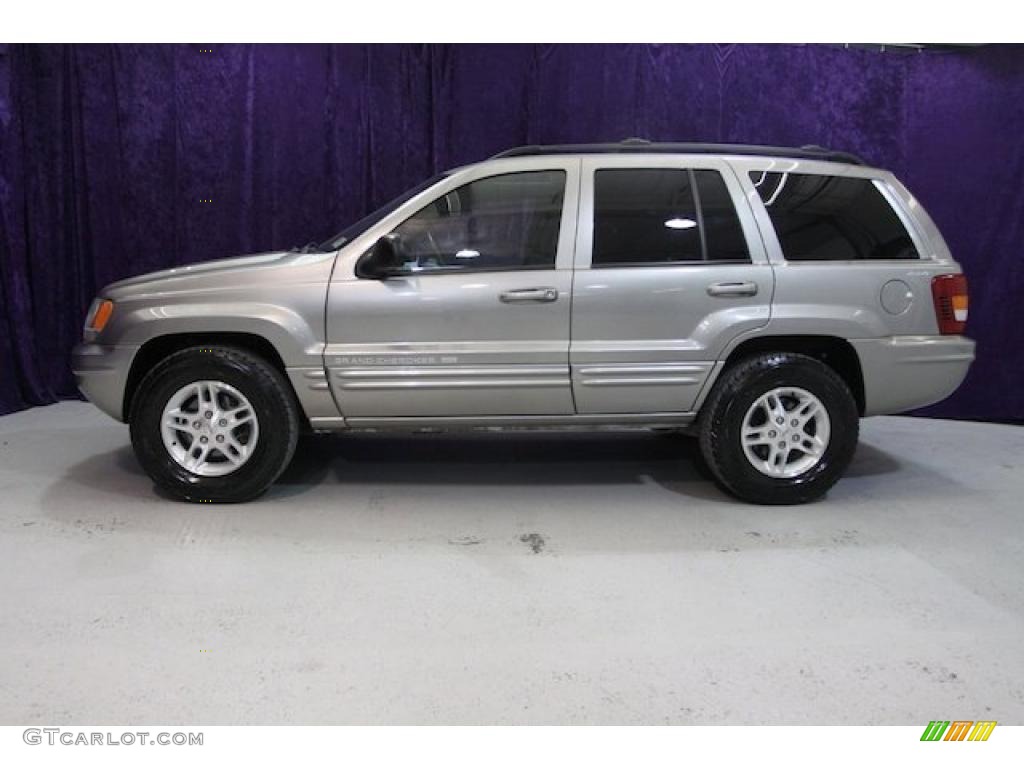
{"left": 698, "top": 352, "right": 859, "bottom": 505}
{"left": 129, "top": 345, "right": 300, "bottom": 503}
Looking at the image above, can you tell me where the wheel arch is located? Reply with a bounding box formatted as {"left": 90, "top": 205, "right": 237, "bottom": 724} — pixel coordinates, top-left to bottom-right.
{"left": 717, "top": 335, "right": 866, "bottom": 416}
{"left": 123, "top": 332, "right": 294, "bottom": 422}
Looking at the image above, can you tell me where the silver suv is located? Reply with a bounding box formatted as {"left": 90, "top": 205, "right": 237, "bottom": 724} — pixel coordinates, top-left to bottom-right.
{"left": 72, "top": 141, "right": 974, "bottom": 505}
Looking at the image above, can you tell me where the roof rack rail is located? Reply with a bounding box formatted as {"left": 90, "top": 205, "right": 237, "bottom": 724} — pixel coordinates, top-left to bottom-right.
{"left": 491, "top": 139, "right": 866, "bottom": 166}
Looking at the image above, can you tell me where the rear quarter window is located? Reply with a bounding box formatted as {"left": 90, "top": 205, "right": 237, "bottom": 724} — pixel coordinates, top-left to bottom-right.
{"left": 750, "top": 172, "right": 920, "bottom": 261}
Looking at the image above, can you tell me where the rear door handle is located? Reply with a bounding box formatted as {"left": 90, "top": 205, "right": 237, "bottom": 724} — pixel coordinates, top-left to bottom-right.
{"left": 499, "top": 287, "right": 559, "bottom": 303}
{"left": 707, "top": 281, "right": 758, "bottom": 297}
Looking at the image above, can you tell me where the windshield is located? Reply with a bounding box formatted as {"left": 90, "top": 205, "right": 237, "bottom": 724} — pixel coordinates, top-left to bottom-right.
{"left": 318, "top": 172, "right": 450, "bottom": 252}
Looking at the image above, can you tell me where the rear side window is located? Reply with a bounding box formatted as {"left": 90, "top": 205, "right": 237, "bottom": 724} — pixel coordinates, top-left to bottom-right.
{"left": 694, "top": 170, "right": 749, "bottom": 261}
{"left": 750, "top": 172, "right": 920, "bottom": 261}
{"left": 592, "top": 168, "right": 749, "bottom": 266}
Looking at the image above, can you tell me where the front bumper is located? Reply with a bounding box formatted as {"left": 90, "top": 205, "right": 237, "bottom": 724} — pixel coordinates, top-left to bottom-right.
{"left": 850, "top": 335, "right": 975, "bottom": 416}
{"left": 71, "top": 343, "right": 140, "bottom": 422}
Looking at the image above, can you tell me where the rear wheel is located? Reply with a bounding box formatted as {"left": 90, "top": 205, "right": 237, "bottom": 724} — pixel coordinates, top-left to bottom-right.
{"left": 698, "top": 352, "right": 859, "bottom": 504}
{"left": 129, "top": 346, "right": 300, "bottom": 503}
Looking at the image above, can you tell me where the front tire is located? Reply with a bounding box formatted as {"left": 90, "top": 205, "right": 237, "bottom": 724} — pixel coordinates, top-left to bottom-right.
{"left": 129, "top": 346, "right": 300, "bottom": 503}
{"left": 698, "top": 352, "right": 859, "bottom": 505}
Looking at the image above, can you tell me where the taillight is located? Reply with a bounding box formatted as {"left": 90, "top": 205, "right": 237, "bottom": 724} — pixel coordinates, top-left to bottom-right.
{"left": 931, "top": 274, "right": 968, "bottom": 335}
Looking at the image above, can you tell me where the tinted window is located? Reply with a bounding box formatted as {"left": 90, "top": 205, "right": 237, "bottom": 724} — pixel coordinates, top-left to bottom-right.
{"left": 694, "top": 170, "right": 749, "bottom": 261}
{"left": 385, "top": 170, "right": 565, "bottom": 273}
{"left": 750, "top": 172, "right": 919, "bottom": 261}
{"left": 594, "top": 169, "right": 700, "bottom": 265}
{"left": 593, "top": 169, "right": 749, "bottom": 266}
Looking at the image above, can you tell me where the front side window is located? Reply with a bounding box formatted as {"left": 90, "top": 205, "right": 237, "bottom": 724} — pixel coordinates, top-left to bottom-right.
{"left": 592, "top": 168, "right": 750, "bottom": 266}
{"left": 382, "top": 170, "right": 566, "bottom": 274}
{"left": 750, "top": 172, "right": 920, "bottom": 261}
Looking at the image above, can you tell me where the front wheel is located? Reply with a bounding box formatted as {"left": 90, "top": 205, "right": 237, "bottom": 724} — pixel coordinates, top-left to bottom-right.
{"left": 129, "top": 346, "right": 300, "bottom": 503}
{"left": 698, "top": 352, "right": 859, "bottom": 504}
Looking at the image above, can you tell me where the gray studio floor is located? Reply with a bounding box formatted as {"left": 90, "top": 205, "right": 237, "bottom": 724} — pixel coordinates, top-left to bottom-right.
{"left": 1, "top": 401, "right": 1022, "bottom": 725}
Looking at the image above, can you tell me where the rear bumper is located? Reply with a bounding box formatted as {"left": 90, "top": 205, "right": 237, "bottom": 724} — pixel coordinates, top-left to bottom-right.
{"left": 850, "top": 335, "right": 975, "bottom": 416}
{"left": 71, "top": 343, "right": 140, "bottom": 422}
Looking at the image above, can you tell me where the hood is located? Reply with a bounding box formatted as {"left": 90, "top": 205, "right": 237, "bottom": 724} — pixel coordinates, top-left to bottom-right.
{"left": 103, "top": 250, "right": 335, "bottom": 300}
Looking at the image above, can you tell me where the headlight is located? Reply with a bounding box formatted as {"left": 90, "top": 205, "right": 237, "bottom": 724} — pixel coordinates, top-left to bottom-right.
{"left": 83, "top": 298, "right": 115, "bottom": 341}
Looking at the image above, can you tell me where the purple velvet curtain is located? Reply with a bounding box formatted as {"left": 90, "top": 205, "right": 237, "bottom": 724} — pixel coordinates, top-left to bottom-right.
{"left": 1, "top": 44, "right": 1022, "bottom": 420}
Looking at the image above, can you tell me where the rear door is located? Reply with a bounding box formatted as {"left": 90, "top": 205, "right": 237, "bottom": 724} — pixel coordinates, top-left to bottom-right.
{"left": 570, "top": 156, "right": 773, "bottom": 414}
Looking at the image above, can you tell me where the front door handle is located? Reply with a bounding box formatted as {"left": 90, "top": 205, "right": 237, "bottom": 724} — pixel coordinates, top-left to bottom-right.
{"left": 707, "top": 281, "right": 758, "bottom": 298}
{"left": 499, "top": 287, "right": 559, "bottom": 303}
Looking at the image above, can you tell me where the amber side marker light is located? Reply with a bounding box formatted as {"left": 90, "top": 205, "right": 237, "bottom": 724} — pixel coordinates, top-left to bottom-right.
{"left": 84, "top": 299, "right": 115, "bottom": 338}
{"left": 931, "top": 274, "right": 968, "bottom": 335}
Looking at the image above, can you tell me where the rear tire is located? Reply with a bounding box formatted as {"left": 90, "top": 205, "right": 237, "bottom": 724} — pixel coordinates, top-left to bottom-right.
{"left": 698, "top": 352, "right": 859, "bottom": 504}
{"left": 129, "top": 346, "right": 300, "bottom": 503}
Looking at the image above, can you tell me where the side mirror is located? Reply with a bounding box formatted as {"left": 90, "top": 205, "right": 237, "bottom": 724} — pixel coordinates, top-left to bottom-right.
{"left": 357, "top": 236, "right": 404, "bottom": 279}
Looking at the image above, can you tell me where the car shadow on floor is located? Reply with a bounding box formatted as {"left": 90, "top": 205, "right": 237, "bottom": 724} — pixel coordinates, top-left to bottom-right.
{"left": 271, "top": 430, "right": 905, "bottom": 501}
{"left": 275, "top": 431, "right": 718, "bottom": 493}
{"left": 47, "top": 431, "right": 908, "bottom": 506}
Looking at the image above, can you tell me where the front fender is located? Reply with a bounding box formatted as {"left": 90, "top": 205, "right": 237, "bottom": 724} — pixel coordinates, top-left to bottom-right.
{"left": 105, "top": 300, "right": 323, "bottom": 367}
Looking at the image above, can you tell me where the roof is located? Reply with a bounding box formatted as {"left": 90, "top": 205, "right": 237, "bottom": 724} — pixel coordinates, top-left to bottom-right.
{"left": 492, "top": 139, "right": 866, "bottom": 166}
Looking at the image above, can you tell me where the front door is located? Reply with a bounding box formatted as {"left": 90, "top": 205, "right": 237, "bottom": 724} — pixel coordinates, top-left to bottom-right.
{"left": 570, "top": 156, "right": 773, "bottom": 414}
{"left": 325, "top": 161, "right": 580, "bottom": 420}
